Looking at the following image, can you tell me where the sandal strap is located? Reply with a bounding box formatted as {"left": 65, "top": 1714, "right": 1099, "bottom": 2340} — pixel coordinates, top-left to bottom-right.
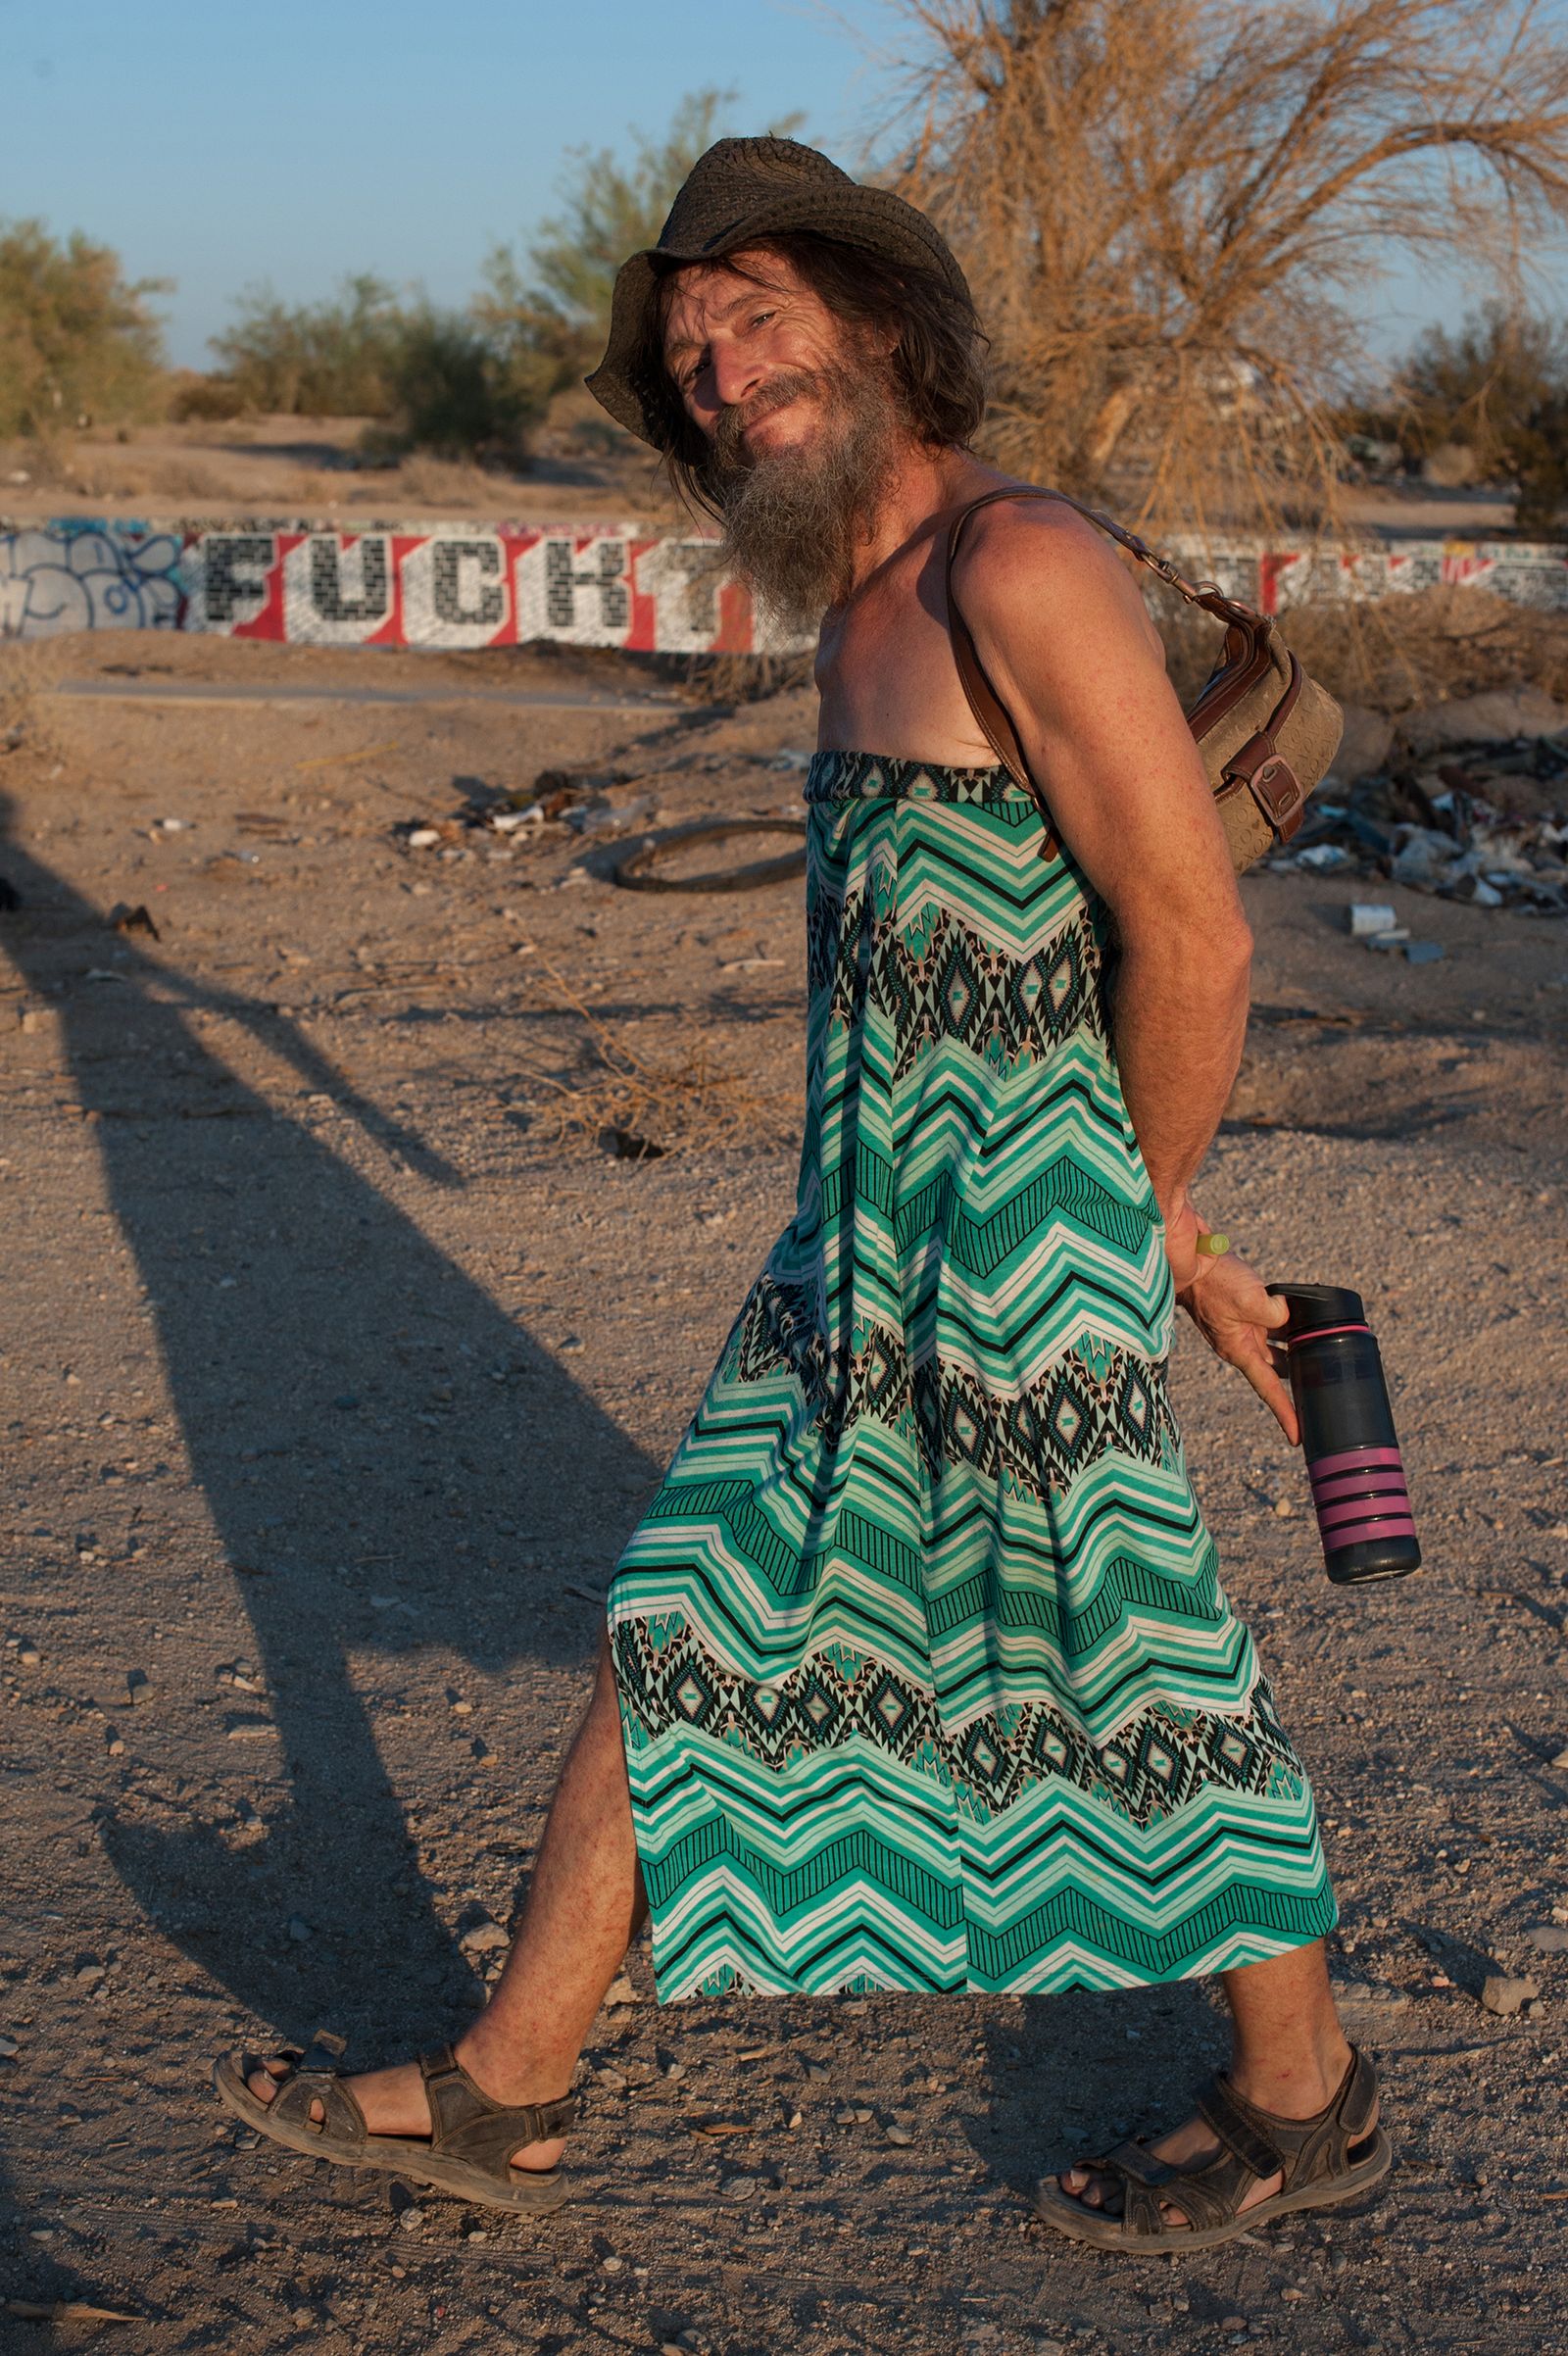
{"left": 1095, "top": 2141, "right": 1242, "bottom": 2236}
{"left": 417, "top": 2044, "right": 576, "bottom": 2171}
{"left": 1203, "top": 2044, "right": 1380, "bottom": 2194}
{"left": 269, "top": 2064, "right": 368, "bottom": 2146}
{"left": 1196, "top": 2074, "right": 1288, "bottom": 2181}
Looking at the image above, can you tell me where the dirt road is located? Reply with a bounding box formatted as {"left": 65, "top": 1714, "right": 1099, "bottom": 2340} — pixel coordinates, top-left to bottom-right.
{"left": 2, "top": 630, "right": 1566, "bottom": 2355}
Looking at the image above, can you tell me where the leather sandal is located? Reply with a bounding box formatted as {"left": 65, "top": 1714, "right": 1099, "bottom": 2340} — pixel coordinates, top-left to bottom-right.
{"left": 1034, "top": 2043, "right": 1392, "bottom": 2253}
{"left": 214, "top": 2039, "right": 576, "bottom": 2214}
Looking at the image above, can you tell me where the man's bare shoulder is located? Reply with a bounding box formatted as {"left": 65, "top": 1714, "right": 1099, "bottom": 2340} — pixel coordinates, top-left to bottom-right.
{"left": 948, "top": 485, "right": 1162, "bottom": 659}
{"left": 951, "top": 486, "right": 1128, "bottom": 595}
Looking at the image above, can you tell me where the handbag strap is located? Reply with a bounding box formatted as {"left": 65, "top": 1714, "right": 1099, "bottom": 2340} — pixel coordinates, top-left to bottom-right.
{"left": 944, "top": 484, "right": 1262, "bottom": 791}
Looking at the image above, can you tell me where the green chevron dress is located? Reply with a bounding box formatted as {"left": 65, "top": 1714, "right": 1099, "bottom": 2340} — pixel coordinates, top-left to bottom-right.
{"left": 607, "top": 751, "right": 1336, "bottom": 1999}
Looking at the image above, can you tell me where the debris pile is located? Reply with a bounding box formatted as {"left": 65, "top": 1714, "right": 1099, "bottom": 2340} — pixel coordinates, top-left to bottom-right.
{"left": 394, "top": 770, "right": 657, "bottom": 857}
{"left": 1271, "top": 729, "right": 1568, "bottom": 916}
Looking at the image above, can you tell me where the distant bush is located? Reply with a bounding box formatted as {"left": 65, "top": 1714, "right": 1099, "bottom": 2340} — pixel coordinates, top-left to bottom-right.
{"left": 0, "top": 217, "right": 168, "bottom": 437}
{"left": 377, "top": 307, "right": 538, "bottom": 463}
{"left": 208, "top": 272, "right": 406, "bottom": 417}
{"left": 1352, "top": 303, "right": 1568, "bottom": 535}
{"left": 206, "top": 273, "right": 544, "bottom": 463}
{"left": 166, "top": 368, "right": 248, "bottom": 423}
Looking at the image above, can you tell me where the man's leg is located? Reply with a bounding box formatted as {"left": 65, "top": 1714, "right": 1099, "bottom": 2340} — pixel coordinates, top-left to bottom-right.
{"left": 1055, "top": 1938, "right": 1359, "bottom": 2223}
{"left": 249, "top": 1626, "right": 644, "bottom": 2173}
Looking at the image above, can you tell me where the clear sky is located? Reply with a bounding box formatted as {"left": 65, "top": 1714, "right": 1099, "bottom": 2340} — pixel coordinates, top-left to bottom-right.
{"left": 0, "top": 0, "right": 1538, "bottom": 375}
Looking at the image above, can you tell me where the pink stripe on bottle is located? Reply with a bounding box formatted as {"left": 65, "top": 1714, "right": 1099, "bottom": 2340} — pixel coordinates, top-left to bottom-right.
{"left": 1311, "top": 1466, "right": 1408, "bottom": 1497}
{"left": 1317, "top": 1492, "right": 1410, "bottom": 1531}
{"left": 1311, "top": 1480, "right": 1410, "bottom": 1510}
{"left": 1315, "top": 1494, "right": 1411, "bottom": 1525}
{"left": 1305, "top": 1445, "right": 1404, "bottom": 1479}
{"left": 1323, "top": 1514, "right": 1417, "bottom": 1547}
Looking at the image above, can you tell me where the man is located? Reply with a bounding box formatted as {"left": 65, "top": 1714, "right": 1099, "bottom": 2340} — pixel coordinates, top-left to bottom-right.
{"left": 218, "top": 137, "right": 1390, "bottom": 2251}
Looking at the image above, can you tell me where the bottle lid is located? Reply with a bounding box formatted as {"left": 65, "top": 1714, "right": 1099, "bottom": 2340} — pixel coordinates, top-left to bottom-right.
{"left": 1265, "top": 1282, "right": 1366, "bottom": 1338}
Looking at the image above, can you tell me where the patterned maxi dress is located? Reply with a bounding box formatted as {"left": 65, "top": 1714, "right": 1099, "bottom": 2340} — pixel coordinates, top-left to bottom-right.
{"left": 607, "top": 750, "right": 1337, "bottom": 1999}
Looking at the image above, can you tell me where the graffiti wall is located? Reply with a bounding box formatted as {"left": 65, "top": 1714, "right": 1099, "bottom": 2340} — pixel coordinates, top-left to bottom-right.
{"left": 1, "top": 517, "right": 1565, "bottom": 649}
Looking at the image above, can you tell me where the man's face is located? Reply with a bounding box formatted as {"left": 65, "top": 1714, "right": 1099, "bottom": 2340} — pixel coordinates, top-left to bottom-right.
{"left": 661, "top": 247, "right": 868, "bottom": 461}
{"left": 659, "top": 245, "right": 913, "bottom": 631}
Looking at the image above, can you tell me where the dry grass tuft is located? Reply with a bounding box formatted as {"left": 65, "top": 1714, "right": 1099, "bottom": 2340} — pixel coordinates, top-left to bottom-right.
{"left": 0, "top": 642, "right": 61, "bottom": 764}
{"left": 1149, "top": 579, "right": 1568, "bottom": 712}
{"left": 509, "top": 957, "right": 790, "bottom": 1155}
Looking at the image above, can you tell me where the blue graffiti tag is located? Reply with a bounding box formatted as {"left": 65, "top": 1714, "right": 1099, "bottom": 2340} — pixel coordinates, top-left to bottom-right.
{"left": 0, "top": 523, "right": 187, "bottom": 638}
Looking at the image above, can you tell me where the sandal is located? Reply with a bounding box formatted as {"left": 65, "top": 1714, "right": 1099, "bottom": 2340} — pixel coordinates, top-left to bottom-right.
{"left": 214, "top": 2038, "right": 577, "bottom": 2214}
{"left": 1034, "top": 2042, "right": 1392, "bottom": 2253}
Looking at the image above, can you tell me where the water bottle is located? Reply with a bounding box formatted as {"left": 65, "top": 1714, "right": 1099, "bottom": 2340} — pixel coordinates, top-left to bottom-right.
{"left": 1266, "top": 1283, "right": 1421, "bottom": 1586}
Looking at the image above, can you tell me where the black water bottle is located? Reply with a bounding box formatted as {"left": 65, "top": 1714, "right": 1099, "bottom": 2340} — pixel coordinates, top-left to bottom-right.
{"left": 1266, "top": 1283, "right": 1421, "bottom": 1586}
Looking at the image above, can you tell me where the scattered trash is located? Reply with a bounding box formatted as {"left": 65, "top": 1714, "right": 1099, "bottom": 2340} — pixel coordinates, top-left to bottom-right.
{"left": 1273, "top": 727, "right": 1568, "bottom": 914}
{"left": 108, "top": 901, "right": 160, "bottom": 941}
{"left": 1348, "top": 903, "right": 1397, "bottom": 937}
{"left": 1480, "top": 1973, "right": 1540, "bottom": 2016}
{"left": 1404, "top": 941, "right": 1446, "bottom": 964}
{"left": 394, "top": 768, "right": 654, "bottom": 854}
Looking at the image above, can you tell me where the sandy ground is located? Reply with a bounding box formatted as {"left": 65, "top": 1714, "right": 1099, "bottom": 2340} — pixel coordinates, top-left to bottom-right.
{"left": 0, "top": 412, "right": 1521, "bottom": 541}
{"left": 1, "top": 627, "right": 1567, "bottom": 2356}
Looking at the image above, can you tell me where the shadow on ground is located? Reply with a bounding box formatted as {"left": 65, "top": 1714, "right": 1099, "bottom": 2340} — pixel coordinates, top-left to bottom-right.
{"left": 0, "top": 792, "right": 661, "bottom": 2044}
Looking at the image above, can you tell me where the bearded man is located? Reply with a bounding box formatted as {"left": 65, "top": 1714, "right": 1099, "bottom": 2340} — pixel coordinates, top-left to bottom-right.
{"left": 219, "top": 137, "right": 1390, "bottom": 2253}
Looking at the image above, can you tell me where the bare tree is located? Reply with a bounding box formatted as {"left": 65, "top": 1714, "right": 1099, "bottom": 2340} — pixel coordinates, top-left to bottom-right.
{"left": 868, "top": 0, "right": 1568, "bottom": 540}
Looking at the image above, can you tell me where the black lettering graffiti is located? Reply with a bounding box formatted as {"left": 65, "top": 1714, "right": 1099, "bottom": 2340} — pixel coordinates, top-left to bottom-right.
{"left": 202, "top": 535, "right": 276, "bottom": 624}
{"left": 309, "top": 536, "right": 390, "bottom": 623}
{"left": 433, "top": 540, "right": 505, "bottom": 629}
{"left": 544, "top": 539, "right": 629, "bottom": 632}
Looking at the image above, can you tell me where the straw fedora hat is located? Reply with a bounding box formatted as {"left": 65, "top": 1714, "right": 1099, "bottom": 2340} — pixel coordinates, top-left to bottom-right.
{"left": 584, "top": 134, "right": 972, "bottom": 450}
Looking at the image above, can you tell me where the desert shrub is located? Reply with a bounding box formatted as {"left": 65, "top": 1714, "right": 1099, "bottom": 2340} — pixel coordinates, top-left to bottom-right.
{"left": 208, "top": 272, "right": 406, "bottom": 416}
{"left": 1385, "top": 305, "right": 1568, "bottom": 534}
{"left": 166, "top": 368, "right": 249, "bottom": 422}
{"left": 0, "top": 218, "right": 168, "bottom": 437}
{"left": 876, "top": 0, "right": 1568, "bottom": 542}
{"left": 377, "top": 308, "right": 539, "bottom": 463}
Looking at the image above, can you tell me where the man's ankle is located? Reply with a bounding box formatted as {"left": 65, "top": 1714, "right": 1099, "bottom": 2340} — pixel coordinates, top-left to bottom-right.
{"left": 1230, "top": 2033, "right": 1352, "bottom": 2119}
{"left": 453, "top": 2025, "right": 573, "bottom": 2109}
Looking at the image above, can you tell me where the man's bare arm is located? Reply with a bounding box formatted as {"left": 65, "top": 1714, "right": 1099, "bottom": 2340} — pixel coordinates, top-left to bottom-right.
{"left": 952, "top": 500, "right": 1251, "bottom": 1259}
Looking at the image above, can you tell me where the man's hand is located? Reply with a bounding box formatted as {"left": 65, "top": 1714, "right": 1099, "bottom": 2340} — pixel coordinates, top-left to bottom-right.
{"left": 1176, "top": 1250, "right": 1299, "bottom": 1446}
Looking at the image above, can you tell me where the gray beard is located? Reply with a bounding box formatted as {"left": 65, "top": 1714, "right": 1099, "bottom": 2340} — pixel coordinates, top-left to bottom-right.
{"left": 707, "top": 366, "right": 912, "bottom": 638}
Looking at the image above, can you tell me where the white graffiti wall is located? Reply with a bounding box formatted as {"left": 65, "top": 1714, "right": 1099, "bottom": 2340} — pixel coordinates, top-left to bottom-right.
{"left": 1, "top": 519, "right": 1565, "bottom": 650}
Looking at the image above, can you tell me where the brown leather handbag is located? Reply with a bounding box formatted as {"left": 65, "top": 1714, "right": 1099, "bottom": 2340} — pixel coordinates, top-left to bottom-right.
{"left": 945, "top": 486, "right": 1344, "bottom": 870}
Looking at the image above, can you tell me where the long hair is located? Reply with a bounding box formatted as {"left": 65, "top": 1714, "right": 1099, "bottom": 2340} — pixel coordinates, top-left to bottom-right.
{"left": 633, "top": 232, "right": 990, "bottom": 519}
